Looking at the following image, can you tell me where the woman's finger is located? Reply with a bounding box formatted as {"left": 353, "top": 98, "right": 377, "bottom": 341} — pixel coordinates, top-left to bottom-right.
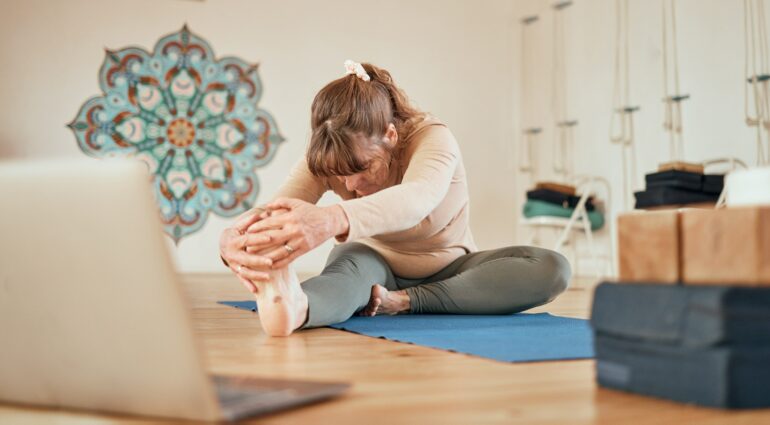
{"left": 261, "top": 243, "right": 290, "bottom": 263}
{"left": 267, "top": 207, "right": 291, "bottom": 217}
{"left": 263, "top": 236, "right": 304, "bottom": 263}
{"left": 228, "top": 232, "right": 256, "bottom": 251}
{"left": 233, "top": 207, "right": 259, "bottom": 224}
{"left": 234, "top": 207, "right": 265, "bottom": 232}
{"left": 232, "top": 251, "right": 274, "bottom": 269}
{"left": 235, "top": 274, "right": 258, "bottom": 294}
{"left": 246, "top": 214, "right": 290, "bottom": 234}
{"left": 266, "top": 197, "right": 302, "bottom": 211}
{"left": 270, "top": 241, "right": 305, "bottom": 269}
{"left": 245, "top": 229, "right": 294, "bottom": 254}
{"left": 238, "top": 266, "right": 271, "bottom": 282}
{"left": 271, "top": 253, "right": 302, "bottom": 269}
{"left": 233, "top": 232, "right": 272, "bottom": 250}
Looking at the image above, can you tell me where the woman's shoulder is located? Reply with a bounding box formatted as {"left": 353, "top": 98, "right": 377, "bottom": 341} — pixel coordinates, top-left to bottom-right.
{"left": 405, "top": 114, "right": 446, "bottom": 140}
{"left": 401, "top": 115, "right": 459, "bottom": 160}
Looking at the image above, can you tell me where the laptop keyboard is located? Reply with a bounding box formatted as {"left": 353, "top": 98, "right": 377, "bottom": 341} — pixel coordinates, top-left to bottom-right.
{"left": 216, "top": 381, "right": 296, "bottom": 406}
{"left": 213, "top": 375, "right": 301, "bottom": 412}
{"left": 210, "top": 374, "right": 349, "bottom": 420}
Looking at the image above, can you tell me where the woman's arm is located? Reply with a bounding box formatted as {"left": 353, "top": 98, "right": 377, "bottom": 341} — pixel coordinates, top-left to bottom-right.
{"left": 271, "top": 156, "right": 330, "bottom": 204}
{"left": 240, "top": 126, "right": 460, "bottom": 268}
{"left": 219, "top": 156, "right": 330, "bottom": 278}
{"left": 336, "top": 125, "right": 460, "bottom": 242}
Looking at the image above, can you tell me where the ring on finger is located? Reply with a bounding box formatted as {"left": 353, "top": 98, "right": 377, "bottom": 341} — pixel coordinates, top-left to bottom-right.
{"left": 284, "top": 244, "right": 295, "bottom": 254}
{"left": 237, "top": 264, "right": 243, "bottom": 273}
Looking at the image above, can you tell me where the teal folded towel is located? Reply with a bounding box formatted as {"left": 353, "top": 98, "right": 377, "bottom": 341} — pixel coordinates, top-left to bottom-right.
{"left": 523, "top": 199, "right": 605, "bottom": 230}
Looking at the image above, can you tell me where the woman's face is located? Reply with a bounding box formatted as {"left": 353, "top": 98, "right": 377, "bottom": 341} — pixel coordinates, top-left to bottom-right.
{"left": 338, "top": 124, "right": 398, "bottom": 197}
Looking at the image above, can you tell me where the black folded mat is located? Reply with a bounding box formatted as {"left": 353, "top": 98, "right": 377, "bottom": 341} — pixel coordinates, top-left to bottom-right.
{"left": 702, "top": 174, "right": 725, "bottom": 194}
{"left": 634, "top": 186, "right": 719, "bottom": 208}
{"left": 645, "top": 169, "right": 703, "bottom": 184}
{"left": 591, "top": 283, "right": 770, "bottom": 408}
{"left": 645, "top": 179, "right": 703, "bottom": 192}
{"left": 643, "top": 171, "right": 725, "bottom": 195}
{"left": 595, "top": 334, "right": 770, "bottom": 408}
{"left": 526, "top": 189, "right": 595, "bottom": 211}
{"left": 591, "top": 283, "right": 770, "bottom": 347}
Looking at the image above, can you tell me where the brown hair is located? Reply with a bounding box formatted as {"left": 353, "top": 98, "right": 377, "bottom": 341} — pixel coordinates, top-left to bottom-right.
{"left": 306, "top": 62, "right": 426, "bottom": 177}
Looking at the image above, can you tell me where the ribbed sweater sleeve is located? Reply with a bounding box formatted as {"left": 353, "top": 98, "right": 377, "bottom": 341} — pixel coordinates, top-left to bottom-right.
{"left": 272, "top": 156, "right": 328, "bottom": 204}
{"left": 336, "top": 125, "right": 459, "bottom": 242}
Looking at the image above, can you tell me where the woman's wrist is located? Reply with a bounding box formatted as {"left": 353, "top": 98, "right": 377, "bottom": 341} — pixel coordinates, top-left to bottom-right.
{"left": 325, "top": 204, "right": 350, "bottom": 238}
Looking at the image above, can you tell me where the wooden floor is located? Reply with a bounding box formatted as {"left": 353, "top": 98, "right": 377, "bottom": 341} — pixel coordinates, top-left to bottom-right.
{"left": 2, "top": 274, "right": 770, "bottom": 424}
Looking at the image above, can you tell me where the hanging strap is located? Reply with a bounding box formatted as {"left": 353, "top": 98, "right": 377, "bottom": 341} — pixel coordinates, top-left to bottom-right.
{"left": 519, "top": 15, "right": 541, "bottom": 181}
{"left": 552, "top": 1, "right": 577, "bottom": 182}
{"left": 661, "top": 0, "right": 687, "bottom": 161}
{"left": 745, "top": 0, "right": 770, "bottom": 165}
{"left": 609, "top": 0, "right": 640, "bottom": 210}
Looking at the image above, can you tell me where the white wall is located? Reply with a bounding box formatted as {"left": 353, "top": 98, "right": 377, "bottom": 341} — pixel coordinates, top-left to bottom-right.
{"left": 512, "top": 0, "right": 759, "bottom": 275}
{"left": 4, "top": 0, "right": 751, "bottom": 277}
{"left": 0, "top": 0, "right": 519, "bottom": 274}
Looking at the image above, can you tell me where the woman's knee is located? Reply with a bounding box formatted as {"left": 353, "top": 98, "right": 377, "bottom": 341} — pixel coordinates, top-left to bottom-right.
{"left": 492, "top": 246, "right": 571, "bottom": 297}
{"left": 322, "top": 242, "right": 392, "bottom": 284}
{"left": 536, "top": 248, "right": 571, "bottom": 299}
{"left": 325, "top": 242, "right": 379, "bottom": 267}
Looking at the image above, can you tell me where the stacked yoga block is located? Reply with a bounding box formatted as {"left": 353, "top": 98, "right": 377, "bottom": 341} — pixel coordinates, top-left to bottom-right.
{"left": 522, "top": 182, "right": 605, "bottom": 230}
{"left": 592, "top": 205, "right": 770, "bottom": 408}
{"left": 591, "top": 283, "right": 770, "bottom": 408}
{"left": 634, "top": 161, "right": 724, "bottom": 209}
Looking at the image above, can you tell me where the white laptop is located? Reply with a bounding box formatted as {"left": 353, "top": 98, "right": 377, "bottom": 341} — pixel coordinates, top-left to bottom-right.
{"left": 0, "top": 158, "right": 349, "bottom": 421}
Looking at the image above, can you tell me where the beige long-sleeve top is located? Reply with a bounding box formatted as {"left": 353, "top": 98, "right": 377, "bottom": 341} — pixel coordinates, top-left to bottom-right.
{"left": 274, "top": 116, "right": 477, "bottom": 278}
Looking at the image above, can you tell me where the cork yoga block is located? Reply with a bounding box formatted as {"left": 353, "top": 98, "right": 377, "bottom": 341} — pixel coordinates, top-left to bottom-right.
{"left": 681, "top": 207, "right": 770, "bottom": 285}
{"left": 534, "top": 181, "right": 576, "bottom": 196}
{"left": 658, "top": 161, "right": 704, "bottom": 174}
{"left": 617, "top": 210, "right": 681, "bottom": 283}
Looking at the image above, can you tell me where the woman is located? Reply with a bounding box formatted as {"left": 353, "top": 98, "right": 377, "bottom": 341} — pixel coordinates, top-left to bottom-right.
{"left": 219, "top": 60, "right": 570, "bottom": 336}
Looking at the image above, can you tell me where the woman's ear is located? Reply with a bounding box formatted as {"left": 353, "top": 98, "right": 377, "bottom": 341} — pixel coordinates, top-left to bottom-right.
{"left": 384, "top": 123, "right": 398, "bottom": 148}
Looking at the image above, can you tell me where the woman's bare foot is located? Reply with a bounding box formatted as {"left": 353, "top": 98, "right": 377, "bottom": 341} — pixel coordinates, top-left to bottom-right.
{"left": 253, "top": 265, "right": 308, "bottom": 336}
{"left": 360, "top": 284, "right": 411, "bottom": 316}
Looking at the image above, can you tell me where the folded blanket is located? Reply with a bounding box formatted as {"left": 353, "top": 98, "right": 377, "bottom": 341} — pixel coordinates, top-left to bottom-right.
{"left": 523, "top": 199, "right": 605, "bottom": 230}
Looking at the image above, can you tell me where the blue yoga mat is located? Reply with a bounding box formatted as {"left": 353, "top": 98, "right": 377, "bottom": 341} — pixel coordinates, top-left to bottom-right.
{"left": 218, "top": 300, "right": 594, "bottom": 363}
{"left": 220, "top": 300, "right": 258, "bottom": 312}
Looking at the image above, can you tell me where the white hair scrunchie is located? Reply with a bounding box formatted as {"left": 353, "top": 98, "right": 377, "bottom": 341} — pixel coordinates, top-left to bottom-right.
{"left": 344, "top": 60, "right": 371, "bottom": 82}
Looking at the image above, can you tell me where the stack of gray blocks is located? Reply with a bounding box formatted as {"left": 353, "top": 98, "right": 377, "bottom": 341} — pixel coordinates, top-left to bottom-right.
{"left": 591, "top": 283, "right": 770, "bottom": 408}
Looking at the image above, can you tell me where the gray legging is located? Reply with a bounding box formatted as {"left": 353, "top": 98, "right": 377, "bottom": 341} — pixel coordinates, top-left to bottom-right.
{"left": 301, "top": 242, "right": 571, "bottom": 328}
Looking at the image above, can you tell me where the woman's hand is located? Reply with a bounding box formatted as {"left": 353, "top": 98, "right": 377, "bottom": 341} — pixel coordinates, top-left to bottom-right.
{"left": 246, "top": 198, "right": 350, "bottom": 269}
{"left": 219, "top": 207, "right": 275, "bottom": 291}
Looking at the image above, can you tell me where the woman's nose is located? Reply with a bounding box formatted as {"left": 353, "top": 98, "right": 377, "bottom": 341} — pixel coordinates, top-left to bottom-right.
{"left": 343, "top": 175, "right": 360, "bottom": 192}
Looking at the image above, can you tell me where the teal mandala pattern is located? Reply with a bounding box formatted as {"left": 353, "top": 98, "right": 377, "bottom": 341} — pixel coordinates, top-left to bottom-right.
{"left": 68, "top": 25, "right": 284, "bottom": 243}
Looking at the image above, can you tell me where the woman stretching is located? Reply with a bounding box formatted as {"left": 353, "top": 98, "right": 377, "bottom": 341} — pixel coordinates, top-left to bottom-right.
{"left": 219, "top": 61, "right": 571, "bottom": 336}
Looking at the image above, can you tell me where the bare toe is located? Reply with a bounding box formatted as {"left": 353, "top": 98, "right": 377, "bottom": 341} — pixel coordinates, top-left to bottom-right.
{"left": 368, "top": 298, "right": 381, "bottom": 316}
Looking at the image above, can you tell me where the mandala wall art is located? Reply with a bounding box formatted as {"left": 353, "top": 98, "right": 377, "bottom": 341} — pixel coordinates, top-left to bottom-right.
{"left": 68, "top": 25, "right": 284, "bottom": 243}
